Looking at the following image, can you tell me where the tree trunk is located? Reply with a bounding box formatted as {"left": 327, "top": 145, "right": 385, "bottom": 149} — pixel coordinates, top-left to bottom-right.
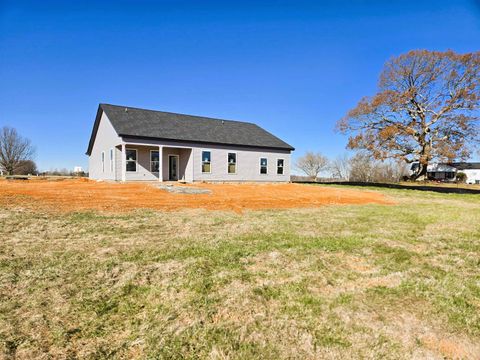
{"left": 6, "top": 164, "right": 14, "bottom": 176}
{"left": 410, "top": 162, "right": 428, "bottom": 181}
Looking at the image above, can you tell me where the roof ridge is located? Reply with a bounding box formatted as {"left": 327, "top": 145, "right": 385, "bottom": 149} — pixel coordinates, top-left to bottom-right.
{"left": 100, "top": 103, "right": 256, "bottom": 126}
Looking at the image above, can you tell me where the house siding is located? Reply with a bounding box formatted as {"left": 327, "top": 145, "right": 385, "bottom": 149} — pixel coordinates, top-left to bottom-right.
{"left": 463, "top": 169, "right": 480, "bottom": 184}
{"left": 125, "top": 147, "right": 159, "bottom": 181}
{"left": 192, "top": 146, "right": 290, "bottom": 182}
{"left": 121, "top": 137, "right": 291, "bottom": 182}
{"left": 88, "top": 112, "right": 121, "bottom": 180}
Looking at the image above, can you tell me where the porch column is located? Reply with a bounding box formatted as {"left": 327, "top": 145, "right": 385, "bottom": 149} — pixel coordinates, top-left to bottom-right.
{"left": 158, "top": 145, "right": 163, "bottom": 182}
{"left": 121, "top": 143, "right": 126, "bottom": 182}
{"left": 188, "top": 148, "right": 194, "bottom": 182}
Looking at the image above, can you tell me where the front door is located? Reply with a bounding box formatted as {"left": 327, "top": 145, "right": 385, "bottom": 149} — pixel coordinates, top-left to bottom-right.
{"left": 168, "top": 155, "right": 179, "bottom": 181}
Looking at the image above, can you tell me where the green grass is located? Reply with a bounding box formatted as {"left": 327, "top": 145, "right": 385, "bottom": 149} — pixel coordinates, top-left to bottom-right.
{"left": 1, "top": 187, "right": 480, "bottom": 358}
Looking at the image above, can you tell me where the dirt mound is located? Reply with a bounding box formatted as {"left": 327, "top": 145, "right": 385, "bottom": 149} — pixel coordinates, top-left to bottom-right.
{"left": 0, "top": 178, "right": 393, "bottom": 213}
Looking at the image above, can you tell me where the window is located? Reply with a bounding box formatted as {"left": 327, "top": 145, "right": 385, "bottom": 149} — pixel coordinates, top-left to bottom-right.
{"left": 277, "top": 159, "right": 284, "bottom": 175}
{"left": 150, "top": 150, "right": 159, "bottom": 172}
{"left": 110, "top": 149, "right": 114, "bottom": 172}
{"left": 202, "top": 151, "right": 211, "bottom": 173}
{"left": 260, "top": 158, "right": 268, "bottom": 174}
{"left": 228, "top": 153, "right": 236, "bottom": 174}
{"left": 126, "top": 149, "right": 137, "bottom": 172}
{"left": 101, "top": 151, "right": 105, "bottom": 172}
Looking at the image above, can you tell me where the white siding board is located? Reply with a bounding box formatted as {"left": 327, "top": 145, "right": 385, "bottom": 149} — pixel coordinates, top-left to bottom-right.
{"left": 88, "top": 113, "right": 121, "bottom": 180}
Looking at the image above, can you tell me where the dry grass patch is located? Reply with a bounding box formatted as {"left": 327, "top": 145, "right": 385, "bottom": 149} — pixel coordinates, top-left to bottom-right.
{"left": 1, "top": 186, "right": 479, "bottom": 358}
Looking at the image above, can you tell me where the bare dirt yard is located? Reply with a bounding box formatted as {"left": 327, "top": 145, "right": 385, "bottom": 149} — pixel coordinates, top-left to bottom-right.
{"left": 0, "top": 178, "right": 392, "bottom": 212}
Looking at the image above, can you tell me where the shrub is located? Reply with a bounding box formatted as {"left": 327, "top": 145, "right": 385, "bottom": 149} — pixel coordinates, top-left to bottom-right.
{"left": 456, "top": 172, "right": 467, "bottom": 183}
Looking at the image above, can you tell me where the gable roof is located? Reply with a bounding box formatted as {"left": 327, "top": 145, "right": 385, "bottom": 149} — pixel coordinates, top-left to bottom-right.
{"left": 86, "top": 104, "right": 294, "bottom": 155}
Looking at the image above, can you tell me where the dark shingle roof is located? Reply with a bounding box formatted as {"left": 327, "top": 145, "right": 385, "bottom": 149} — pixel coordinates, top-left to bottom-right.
{"left": 450, "top": 162, "right": 480, "bottom": 170}
{"left": 87, "top": 104, "right": 294, "bottom": 155}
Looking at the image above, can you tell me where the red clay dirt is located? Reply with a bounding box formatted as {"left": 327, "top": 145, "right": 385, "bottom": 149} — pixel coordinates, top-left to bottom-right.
{"left": 0, "top": 178, "right": 393, "bottom": 213}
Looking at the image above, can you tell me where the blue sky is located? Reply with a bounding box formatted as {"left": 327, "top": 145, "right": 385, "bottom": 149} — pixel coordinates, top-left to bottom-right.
{"left": 1, "top": 0, "right": 479, "bottom": 171}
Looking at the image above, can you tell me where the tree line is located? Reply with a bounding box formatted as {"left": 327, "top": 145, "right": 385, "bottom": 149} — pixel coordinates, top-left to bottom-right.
{"left": 294, "top": 151, "right": 409, "bottom": 182}
{"left": 0, "top": 126, "right": 85, "bottom": 176}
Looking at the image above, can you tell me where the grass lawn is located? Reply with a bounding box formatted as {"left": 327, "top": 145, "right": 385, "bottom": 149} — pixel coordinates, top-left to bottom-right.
{"left": 1, "top": 186, "right": 480, "bottom": 359}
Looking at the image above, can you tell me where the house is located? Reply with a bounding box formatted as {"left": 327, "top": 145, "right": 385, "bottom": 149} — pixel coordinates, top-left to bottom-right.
{"left": 412, "top": 162, "right": 480, "bottom": 184}
{"left": 86, "top": 104, "right": 294, "bottom": 182}
{"left": 425, "top": 163, "right": 457, "bottom": 181}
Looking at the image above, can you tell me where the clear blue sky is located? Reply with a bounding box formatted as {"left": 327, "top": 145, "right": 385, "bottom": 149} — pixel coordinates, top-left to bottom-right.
{"left": 1, "top": 0, "right": 479, "bottom": 171}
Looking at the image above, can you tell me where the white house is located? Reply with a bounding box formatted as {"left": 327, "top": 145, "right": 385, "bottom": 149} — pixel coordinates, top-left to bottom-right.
{"left": 86, "top": 104, "right": 294, "bottom": 182}
{"left": 422, "top": 162, "right": 480, "bottom": 184}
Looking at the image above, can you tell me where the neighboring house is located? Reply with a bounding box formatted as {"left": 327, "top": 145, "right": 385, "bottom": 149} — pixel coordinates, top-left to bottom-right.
{"left": 411, "top": 162, "right": 480, "bottom": 184}
{"left": 425, "top": 163, "right": 458, "bottom": 181}
{"left": 86, "top": 104, "right": 294, "bottom": 182}
{"left": 448, "top": 162, "right": 480, "bottom": 184}
{"left": 73, "top": 166, "right": 83, "bottom": 173}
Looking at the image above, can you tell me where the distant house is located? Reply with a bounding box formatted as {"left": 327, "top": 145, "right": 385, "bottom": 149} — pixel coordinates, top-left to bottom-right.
{"left": 86, "top": 104, "right": 294, "bottom": 182}
{"left": 73, "top": 166, "right": 83, "bottom": 173}
{"left": 412, "top": 162, "right": 480, "bottom": 184}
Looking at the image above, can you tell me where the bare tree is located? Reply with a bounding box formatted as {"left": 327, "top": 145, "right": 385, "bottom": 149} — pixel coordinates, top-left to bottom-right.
{"left": 295, "top": 151, "right": 329, "bottom": 180}
{"left": 330, "top": 154, "right": 351, "bottom": 180}
{"left": 338, "top": 50, "right": 480, "bottom": 180}
{"left": 0, "top": 127, "right": 35, "bottom": 175}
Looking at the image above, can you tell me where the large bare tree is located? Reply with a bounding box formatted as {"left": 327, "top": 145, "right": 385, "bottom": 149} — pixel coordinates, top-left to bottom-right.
{"left": 0, "top": 127, "right": 35, "bottom": 175}
{"left": 337, "top": 50, "right": 480, "bottom": 179}
{"left": 295, "top": 151, "right": 329, "bottom": 180}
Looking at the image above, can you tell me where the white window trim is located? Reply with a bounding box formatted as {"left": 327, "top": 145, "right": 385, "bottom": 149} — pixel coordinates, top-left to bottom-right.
{"left": 168, "top": 154, "right": 180, "bottom": 180}
{"left": 260, "top": 157, "right": 268, "bottom": 175}
{"left": 126, "top": 148, "right": 138, "bottom": 173}
{"left": 150, "top": 149, "right": 160, "bottom": 173}
{"left": 101, "top": 151, "right": 105, "bottom": 173}
{"left": 227, "top": 152, "right": 237, "bottom": 175}
{"left": 277, "top": 158, "right": 285, "bottom": 175}
{"left": 201, "top": 150, "right": 212, "bottom": 174}
{"left": 110, "top": 148, "right": 114, "bottom": 173}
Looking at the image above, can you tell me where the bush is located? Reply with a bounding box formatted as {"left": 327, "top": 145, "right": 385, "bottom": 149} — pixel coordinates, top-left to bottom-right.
{"left": 456, "top": 172, "right": 467, "bottom": 183}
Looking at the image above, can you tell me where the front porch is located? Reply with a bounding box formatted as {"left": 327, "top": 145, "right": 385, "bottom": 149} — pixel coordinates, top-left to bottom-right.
{"left": 117, "top": 143, "right": 193, "bottom": 182}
